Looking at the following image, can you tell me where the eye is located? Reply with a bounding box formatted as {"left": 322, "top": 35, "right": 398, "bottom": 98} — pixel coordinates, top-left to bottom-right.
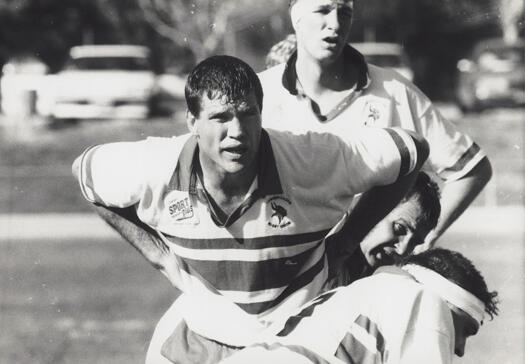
{"left": 209, "top": 112, "right": 231, "bottom": 123}
{"left": 240, "top": 109, "right": 258, "bottom": 117}
{"left": 314, "top": 6, "right": 332, "bottom": 15}
{"left": 393, "top": 222, "right": 408, "bottom": 236}
{"left": 338, "top": 8, "right": 353, "bottom": 18}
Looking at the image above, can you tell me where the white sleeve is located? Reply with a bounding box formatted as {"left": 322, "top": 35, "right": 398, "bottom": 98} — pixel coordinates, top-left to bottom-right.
{"left": 341, "top": 126, "right": 419, "bottom": 192}
{"left": 75, "top": 140, "right": 151, "bottom": 208}
{"left": 408, "top": 88, "right": 485, "bottom": 182}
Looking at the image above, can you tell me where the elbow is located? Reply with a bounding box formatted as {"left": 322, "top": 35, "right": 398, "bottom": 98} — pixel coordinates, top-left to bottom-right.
{"left": 470, "top": 156, "right": 493, "bottom": 187}
{"left": 479, "top": 157, "right": 493, "bottom": 184}
{"left": 72, "top": 156, "right": 81, "bottom": 180}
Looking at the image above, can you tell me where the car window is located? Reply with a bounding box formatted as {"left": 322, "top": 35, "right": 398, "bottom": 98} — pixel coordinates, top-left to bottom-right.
{"left": 65, "top": 56, "right": 152, "bottom": 71}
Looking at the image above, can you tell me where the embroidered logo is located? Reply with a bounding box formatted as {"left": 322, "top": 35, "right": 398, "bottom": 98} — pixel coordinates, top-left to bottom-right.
{"left": 164, "top": 191, "right": 194, "bottom": 221}
{"left": 268, "top": 196, "right": 292, "bottom": 228}
{"left": 366, "top": 104, "right": 381, "bottom": 125}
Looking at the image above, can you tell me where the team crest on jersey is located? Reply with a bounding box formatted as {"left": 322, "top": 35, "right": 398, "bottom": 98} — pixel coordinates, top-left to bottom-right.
{"left": 364, "top": 101, "right": 388, "bottom": 126}
{"left": 268, "top": 196, "right": 292, "bottom": 228}
{"left": 164, "top": 190, "right": 196, "bottom": 222}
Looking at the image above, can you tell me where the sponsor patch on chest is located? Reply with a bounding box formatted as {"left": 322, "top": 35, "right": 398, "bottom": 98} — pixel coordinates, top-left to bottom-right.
{"left": 164, "top": 190, "right": 198, "bottom": 223}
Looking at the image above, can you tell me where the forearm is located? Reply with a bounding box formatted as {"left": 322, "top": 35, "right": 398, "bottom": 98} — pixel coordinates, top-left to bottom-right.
{"left": 425, "top": 157, "right": 492, "bottom": 246}
{"left": 338, "top": 131, "right": 429, "bottom": 247}
{"left": 92, "top": 203, "right": 170, "bottom": 270}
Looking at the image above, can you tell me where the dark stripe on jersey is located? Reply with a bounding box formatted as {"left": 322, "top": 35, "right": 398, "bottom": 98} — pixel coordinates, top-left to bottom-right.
{"left": 162, "top": 228, "right": 331, "bottom": 250}
{"left": 385, "top": 129, "right": 410, "bottom": 177}
{"left": 237, "top": 253, "right": 326, "bottom": 315}
{"left": 355, "top": 315, "right": 385, "bottom": 354}
{"left": 442, "top": 143, "right": 480, "bottom": 174}
{"left": 178, "top": 242, "right": 324, "bottom": 291}
{"left": 277, "top": 290, "right": 337, "bottom": 336}
{"left": 336, "top": 315, "right": 385, "bottom": 364}
{"left": 252, "top": 343, "right": 332, "bottom": 364}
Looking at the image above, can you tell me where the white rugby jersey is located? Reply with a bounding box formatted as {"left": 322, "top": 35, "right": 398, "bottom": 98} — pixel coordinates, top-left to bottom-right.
{"left": 76, "top": 127, "right": 418, "bottom": 346}
{"left": 259, "top": 46, "right": 485, "bottom": 182}
{"left": 225, "top": 267, "right": 455, "bottom": 364}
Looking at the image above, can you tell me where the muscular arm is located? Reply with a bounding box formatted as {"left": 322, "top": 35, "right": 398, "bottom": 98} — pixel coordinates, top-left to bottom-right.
{"left": 332, "top": 131, "right": 429, "bottom": 254}
{"left": 416, "top": 156, "right": 492, "bottom": 252}
{"left": 92, "top": 203, "right": 171, "bottom": 272}
{"left": 72, "top": 151, "right": 171, "bottom": 272}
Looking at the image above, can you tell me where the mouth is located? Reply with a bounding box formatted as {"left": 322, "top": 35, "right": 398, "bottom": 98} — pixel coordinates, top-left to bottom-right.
{"left": 222, "top": 145, "right": 248, "bottom": 157}
{"left": 322, "top": 36, "right": 340, "bottom": 47}
{"left": 370, "top": 246, "right": 397, "bottom": 266}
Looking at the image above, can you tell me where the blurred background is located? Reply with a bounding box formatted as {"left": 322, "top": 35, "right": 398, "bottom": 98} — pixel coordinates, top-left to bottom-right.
{"left": 0, "top": 0, "right": 524, "bottom": 363}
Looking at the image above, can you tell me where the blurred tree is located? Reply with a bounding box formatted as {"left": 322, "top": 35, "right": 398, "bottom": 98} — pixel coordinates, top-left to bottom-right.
{"left": 351, "top": 0, "right": 503, "bottom": 99}
{"left": 135, "top": 0, "right": 284, "bottom": 63}
{"left": 0, "top": 0, "right": 112, "bottom": 72}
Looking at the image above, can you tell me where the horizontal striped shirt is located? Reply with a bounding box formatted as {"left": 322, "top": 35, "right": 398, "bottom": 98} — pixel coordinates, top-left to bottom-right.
{"left": 76, "top": 127, "right": 418, "bottom": 346}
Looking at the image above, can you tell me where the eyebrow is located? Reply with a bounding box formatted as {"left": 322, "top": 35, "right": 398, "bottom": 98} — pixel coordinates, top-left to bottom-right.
{"left": 208, "top": 110, "right": 231, "bottom": 119}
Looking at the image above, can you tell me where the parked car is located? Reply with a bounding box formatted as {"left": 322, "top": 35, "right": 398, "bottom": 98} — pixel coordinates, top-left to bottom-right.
{"left": 1, "top": 56, "right": 48, "bottom": 118}
{"left": 352, "top": 42, "right": 414, "bottom": 81}
{"left": 38, "top": 45, "right": 159, "bottom": 121}
{"left": 456, "top": 38, "right": 525, "bottom": 112}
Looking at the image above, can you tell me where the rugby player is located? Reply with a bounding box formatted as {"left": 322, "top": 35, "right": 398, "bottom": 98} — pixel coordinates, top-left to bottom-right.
{"left": 72, "top": 55, "right": 429, "bottom": 363}
{"left": 327, "top": 171, "right": 441, "bottom": 288}
{"left": 259, "top": 0, "right": 493, "bottom": 252}
{"left": 219, "top": 248, "right": 499, "bottom": 364}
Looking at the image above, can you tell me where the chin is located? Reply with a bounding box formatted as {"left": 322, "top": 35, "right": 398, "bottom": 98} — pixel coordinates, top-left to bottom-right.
{"left": 317, "top": 50, "right": 343, "bottom": 64}
{"left": 223, "top": 162, "right": 248, "bottom": 174}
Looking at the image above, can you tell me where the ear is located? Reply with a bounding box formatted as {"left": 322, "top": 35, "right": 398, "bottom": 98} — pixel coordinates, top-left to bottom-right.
{"left": 186, "top": 109, "right": 197, "bottom": 135}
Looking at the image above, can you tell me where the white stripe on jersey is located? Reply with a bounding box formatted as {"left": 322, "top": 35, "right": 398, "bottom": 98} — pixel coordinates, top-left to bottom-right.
{"left": 162, "top": 237, "right": 323, "bottom": 261}
{"left": 349, "top": 323, "right": 381, "bottom": 355}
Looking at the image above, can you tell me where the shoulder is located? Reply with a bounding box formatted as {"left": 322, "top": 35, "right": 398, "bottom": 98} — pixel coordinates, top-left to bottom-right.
{"left": 258, "top": 63, "right": 286, "bottom": 88}
{"left": 266, "top": 128, "right": 346, "bottom": 155}
{"left": 367, "top": 64, "right": 424, "bottom": 96}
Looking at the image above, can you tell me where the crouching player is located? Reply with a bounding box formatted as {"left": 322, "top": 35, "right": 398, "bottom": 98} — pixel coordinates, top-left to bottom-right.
{"left": 220, "top": 248, "right": 499, "bottom": 364}
{"left": 326, "top": 171, "right": 442, "bottom": 288}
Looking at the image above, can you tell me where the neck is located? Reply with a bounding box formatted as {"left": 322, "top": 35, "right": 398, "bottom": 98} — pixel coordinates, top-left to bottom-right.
{"left": 295, "top": 49, "right": 355, "bottom": 95}
{"left": 199, "top": 158, "right": 257, "bottom": 211}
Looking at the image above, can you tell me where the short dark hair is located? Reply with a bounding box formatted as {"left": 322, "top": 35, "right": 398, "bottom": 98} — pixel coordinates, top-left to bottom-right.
{"left": 403, "top": 172, "right": 441, "bottom": 234}
{"left": 402, "top": 248, "right": 499, "bottom": 320}
{"left": 185, "top": 55, "right": 263, "bottom": 117}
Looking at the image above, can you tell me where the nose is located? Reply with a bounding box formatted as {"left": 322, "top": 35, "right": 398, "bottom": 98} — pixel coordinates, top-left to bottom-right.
{"left": 227, "top": 116, "right": 244, "bottom": 139}
{"left": 395, "top": 234, "right": 415, "bottom": 256}
{"left": 326, "top": 9, "right": 340, "bottom": 30}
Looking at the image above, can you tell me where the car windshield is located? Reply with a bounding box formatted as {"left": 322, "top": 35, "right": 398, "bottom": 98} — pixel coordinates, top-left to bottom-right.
{"left": 364, "top": 54, "right": 404, "bottom": 68}
{"left": 66, "top": 56, "right": 151, "bottom": 71}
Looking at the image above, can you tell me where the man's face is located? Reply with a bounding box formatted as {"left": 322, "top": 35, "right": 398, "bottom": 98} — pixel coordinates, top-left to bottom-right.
{"left": 360, "top": 197, "right": 430, "bottom": 268}
{"left": 450, "top": 306, "right": 479, "bottom": 357}
{"left": 292, "top": 0, "right": 353, "bottom": 64}
{"left": 188, "top": 92, "right": 262, "bottom": 176}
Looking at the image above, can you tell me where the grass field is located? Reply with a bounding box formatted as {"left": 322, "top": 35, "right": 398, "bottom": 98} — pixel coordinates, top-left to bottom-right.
{"left": 0, "top": 237, "right": 176, "bottom": 364}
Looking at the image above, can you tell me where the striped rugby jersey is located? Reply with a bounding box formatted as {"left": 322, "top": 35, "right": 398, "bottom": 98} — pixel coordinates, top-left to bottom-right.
{"left": 259, "top": 46, "right": 485, "bottom": 182}
{"left": 76, "top": 127, "right": 418, "bottom": 346}
{"left": 230, "top": 267, "right": 455, "bottom": 364}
